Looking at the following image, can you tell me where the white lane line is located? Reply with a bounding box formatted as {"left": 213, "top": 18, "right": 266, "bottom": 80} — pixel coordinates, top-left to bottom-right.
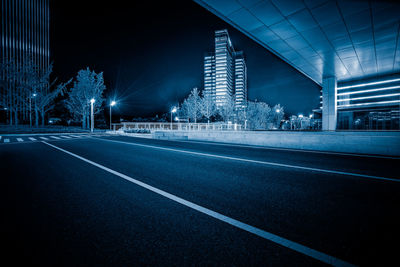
{"left": 0, "top": 136, "right": 2, "bottom": 140}
{"left": 40, "top": 137, "right": 49, "bottom": 140}
{"left": 93, "top": 137, "right": 400, "bottom": 183}
{"left": 42, "top": 141, "right": 355, "bottom": 267}
{"left": 16, "top": 138, "right": 24, "bottom": 142}
{"left": 173, "top": 139, "right": 399, "bottom": 160}
{"left": 60, "top": 135, "right": 72, "bottom": 139}
{"left": 29, "top": 137, "right": 37, "bottom": 141}
{"left": 4, "top": 138, "right": 10, "bottom": 143}
{"left": 50, "top": 136, "right": 61, "bottom": 140}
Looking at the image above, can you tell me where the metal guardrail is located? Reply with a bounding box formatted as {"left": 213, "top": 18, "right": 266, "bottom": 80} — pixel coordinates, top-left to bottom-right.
{"left": 111, "top": 122, "right": 243, "bottom": 131}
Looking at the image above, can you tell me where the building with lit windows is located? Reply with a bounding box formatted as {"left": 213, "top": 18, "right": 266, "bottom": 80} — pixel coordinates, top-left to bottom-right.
{"left": 1, "top": 0, "right": 50, "bottom": 123}
{"left": 234, "top": 51, "right": 247, "bottom": 109}
{"left": 204, "top": 29, "right": 247, "bottom": 109}
{"left": 1, "top": 0, "right": 50, "bottom": 71}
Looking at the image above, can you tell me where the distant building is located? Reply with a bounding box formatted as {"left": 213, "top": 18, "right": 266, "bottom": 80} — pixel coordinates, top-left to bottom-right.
{"left": 1, "top": 0, "right": 50, "bottom": 124}
{"left": 204, "top": 29, "right": 247, "bottom": 109}
{"left": 234, "top": 51, "right": 247, "bottom": 109}
{"left": 1, "top": 0, "right": 50, "bottom": 71}
{"left": 204, "top": 52, "right": 216, "bottom": 102}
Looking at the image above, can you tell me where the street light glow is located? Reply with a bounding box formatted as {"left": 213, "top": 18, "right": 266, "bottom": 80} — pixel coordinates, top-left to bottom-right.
{"left": 171, "top": 107, "right": 177, "bottom": 113}
{"left": 32, "top": 93, "right": 37, "bottom": 97}
{"left": 175, "top": 116, "right": 179, "bottom": 121}
{"left": 111, "top": 100, "right": 116, "bottom": 106}
{"left": 90, "top": 98, "right": 95, "bottom": 104}
{"left": 276, "top": 109, "right": 280, "bottom": 113}
{"left": 298, "top": 114, "right": 304, "bottom": 118}
{"left": 309, "top": 114, "right": 313, "bottom": 118}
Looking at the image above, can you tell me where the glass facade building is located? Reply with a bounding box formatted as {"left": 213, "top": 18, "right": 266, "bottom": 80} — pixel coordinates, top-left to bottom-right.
{"left": 317, "top": 75, "right": 400, "bottom": 130}
{"left": 1, "top": 0, "right": 50, "bottom": 123}
{"left": 234, "top": 51, "right": 247, "bottom": 109}
{"left": 1, "top": 0, "right": 50, "bottom": 70}
{"left": 204, "top": 29, "right": 247, "bottom": 109}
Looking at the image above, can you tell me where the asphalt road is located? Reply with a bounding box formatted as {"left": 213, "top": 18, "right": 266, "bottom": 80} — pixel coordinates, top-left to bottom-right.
{"left": 1, "top": 134, "right": 399, "bottom": 266}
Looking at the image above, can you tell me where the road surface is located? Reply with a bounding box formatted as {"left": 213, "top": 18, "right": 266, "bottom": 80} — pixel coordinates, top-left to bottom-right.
{"left": 1, "top": 134, "right": 399, "bottom": 266}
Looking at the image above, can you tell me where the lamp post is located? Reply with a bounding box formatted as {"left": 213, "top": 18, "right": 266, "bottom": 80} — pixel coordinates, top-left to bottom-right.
{"left": 110, "top": 101, "right": 116, "bottom": 130}
{"left": 29, "top": 93, "right": 37, "bottom": 127}
{"left": 90, "top": 98, "right": 95, "bottom": 133}
{"left": 170, "top": 107, "right": 177, "bottom": 130}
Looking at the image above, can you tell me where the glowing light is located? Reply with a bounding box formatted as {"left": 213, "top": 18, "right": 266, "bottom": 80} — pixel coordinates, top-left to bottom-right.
{"left": 32, "top": 93, "right": 37, "bottom": 97}
{"left": 171, "top": 107, "right": 177, "bottom": 113}
{"left": 175, "top": 116, "right": 179, "bottom": 121}
{"left": 111, "top": 100, "right": 116, "bottom": 106}
{"left": 337, "top": 85, "right": 400, "bottom": 96}
{"left": 309, "top": 114, "right": 313, "bottom": 118}
{"left": 338, "top": 100, "right": 400, "bottom": 108}
{"left": 298, "top": 114, "right": 303, "bottom": 118}
{"left": 337, "top": 93, "right": 400, "bottom": 102}
{"left": 90, "top": 98, "right": 95, "bottom": 104}
{"left": 337, "top": 78, "right": 400, "bottom": 90}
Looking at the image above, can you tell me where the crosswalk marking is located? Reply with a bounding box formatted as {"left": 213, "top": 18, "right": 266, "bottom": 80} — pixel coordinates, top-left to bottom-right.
{"left": 0, "top": 134, "right": 97, "bottom": 144}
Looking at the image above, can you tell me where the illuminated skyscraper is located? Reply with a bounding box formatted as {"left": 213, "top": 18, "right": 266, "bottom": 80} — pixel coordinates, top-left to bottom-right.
{"left": 234, "top": 51, "right": 247, "bottom": 109}
{"left": 1, "top": 0, "right": 50, "bottom": 70}
{"left": 1, "top": 0, "right": 50, "bottom": 124}
{"left": 204, "top": 29, "right": 247, "bottom": 109}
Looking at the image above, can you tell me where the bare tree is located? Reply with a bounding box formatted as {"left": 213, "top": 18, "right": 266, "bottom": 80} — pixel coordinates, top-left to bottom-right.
{"left": 65, "top": 68, "right": 106, "bottom": 128}
{"left": 218, "top": 94, "right": 235, "bottom": 122}
{"left": 246, "top": 101, "right": 272, "bottom": 130}
{"left": 181, "top": 87, "right": 201, "bottom": 123}
{"left": 199, "top": 92, "right": 216, "bottom": 124}
{"left": 0, "top": 56, "right": 70, "bottom": 126}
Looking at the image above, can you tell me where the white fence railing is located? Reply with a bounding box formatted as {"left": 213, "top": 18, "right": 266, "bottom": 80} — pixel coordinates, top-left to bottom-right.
{"left": 112, "top": 122, "right": 243, "bottom": 131}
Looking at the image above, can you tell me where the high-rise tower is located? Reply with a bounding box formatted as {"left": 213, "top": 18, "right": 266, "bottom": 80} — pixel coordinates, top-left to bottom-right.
{"left": 204, "top": 29, "right": 247, "bottom": 109}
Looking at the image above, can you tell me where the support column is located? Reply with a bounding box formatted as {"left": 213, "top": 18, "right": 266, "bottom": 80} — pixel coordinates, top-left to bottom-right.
{"left": 322, "top": 77, "right": 337, "bottom": 131}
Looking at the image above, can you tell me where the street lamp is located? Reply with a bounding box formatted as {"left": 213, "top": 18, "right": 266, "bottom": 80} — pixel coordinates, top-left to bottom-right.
{"left": 170, "top": 107, "right": 177, "bottom": 130}
{"left": 90, "top": 98, "right": 95, "bottom": 133}
{"left": 29, "top": 93, "right": 37, "bottom": 127}
{"left": 276, "top": 108, "right": 280, "bottom": 113}
{"left": 110, "top": 100, "right": 116, "bottom": 130}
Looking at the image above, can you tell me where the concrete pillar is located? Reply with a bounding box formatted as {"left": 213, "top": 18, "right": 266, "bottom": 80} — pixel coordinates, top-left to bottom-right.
{"left": 322, "top": 77, "right": 337, "bottom": 131}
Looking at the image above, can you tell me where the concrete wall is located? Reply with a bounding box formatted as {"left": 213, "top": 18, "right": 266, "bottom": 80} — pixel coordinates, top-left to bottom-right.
{"left": 153, "top": 130, "right": 400, "bottom": 156}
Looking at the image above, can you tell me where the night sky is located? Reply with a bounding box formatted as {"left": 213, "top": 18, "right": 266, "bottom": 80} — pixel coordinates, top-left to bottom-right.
{"left": 51, "top": 0, "right": 321, "bottom": 117}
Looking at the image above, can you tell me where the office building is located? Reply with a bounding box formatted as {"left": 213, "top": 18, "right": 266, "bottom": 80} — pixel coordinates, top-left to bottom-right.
{"left": 204, "top": 29, "right": 247, "bottom": 109}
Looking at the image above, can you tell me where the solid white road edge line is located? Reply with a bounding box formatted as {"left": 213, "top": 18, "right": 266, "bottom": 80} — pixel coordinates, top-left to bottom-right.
{"left": 42, "top": 141, "right": 355, "bottom": 267}
{"left": 92, "top": 137, "right": 400, "bottom": 183}
{"left": 172, "top": 139, "right": 399, "bottom": 160}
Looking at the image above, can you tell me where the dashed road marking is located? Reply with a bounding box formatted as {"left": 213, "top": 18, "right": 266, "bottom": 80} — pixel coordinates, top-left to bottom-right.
{"left": 16, "top": 138, "right": 24, "bottom": 142}
{"left": 4, "top": 138, "right": 10, "bottom": 143}
{"left": 40, "top": 137, "right": 49, "bottom": 140}
{"left": 60, "top": 135, "right": 72, "bottom": 139}
{"left": 28, "top": 137, "right": 37, "bottom": 141}
{"left": 50, "top": 136, "right": 61, "bottom": 140}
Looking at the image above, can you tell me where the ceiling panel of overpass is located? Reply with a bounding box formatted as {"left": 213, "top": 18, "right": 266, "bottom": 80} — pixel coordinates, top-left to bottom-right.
{"left": 194, "top": 0, "right": 400, "bottom": 85}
